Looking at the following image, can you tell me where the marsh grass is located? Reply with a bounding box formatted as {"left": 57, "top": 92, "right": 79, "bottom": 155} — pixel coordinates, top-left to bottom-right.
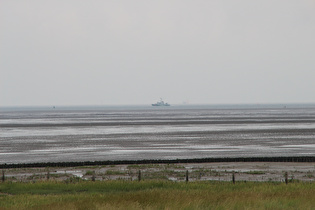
{"left": 105, "top": 170, "right": 126, "bottom": 175}
{"left": 127, "top": 164, "right": 184, "bottom": 170}
{"left": 1, "top": 180, "right": 315, "bottom": 209}
{"left": 84, "top": 170, "right": 94, "bottom": 176}
{"left": 244, "top": 171, "right": 266, "bottom": 175}
{"left": 193, "top": 168, "right": 221, "bottom": 177}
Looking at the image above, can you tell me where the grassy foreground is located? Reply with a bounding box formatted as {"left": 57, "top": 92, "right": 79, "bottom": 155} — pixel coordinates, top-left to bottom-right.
{"left": 1, "top": 180, "right": 315, "bottom": 209}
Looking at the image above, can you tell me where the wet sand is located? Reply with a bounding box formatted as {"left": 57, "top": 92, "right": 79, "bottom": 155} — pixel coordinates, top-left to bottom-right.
{"left": 1, "top": 107, "right": 315, "bottom": 164}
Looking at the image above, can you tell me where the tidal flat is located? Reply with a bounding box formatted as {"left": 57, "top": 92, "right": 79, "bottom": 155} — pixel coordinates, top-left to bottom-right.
{"left": 2, "top": 106, "right": 315, "bottom": 164}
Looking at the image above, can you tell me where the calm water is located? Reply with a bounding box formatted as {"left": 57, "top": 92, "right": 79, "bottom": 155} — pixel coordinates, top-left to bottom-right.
{"left": 1, "top": 104, "right": 315, "bottom": 164}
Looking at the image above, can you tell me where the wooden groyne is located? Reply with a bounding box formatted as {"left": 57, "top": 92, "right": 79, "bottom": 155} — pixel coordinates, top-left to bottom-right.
{"left": 1, "top": 156, "right": 315, "bottom": 169}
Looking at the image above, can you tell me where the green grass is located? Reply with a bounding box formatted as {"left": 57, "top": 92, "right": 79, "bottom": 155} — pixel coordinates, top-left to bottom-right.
{"left": 244, "top": 170, "right": 266, "bottom": 175}
{"left": 1, "top": 180, "right": 315, "bottom": 209}
{"left": 84, "top": 170, "right": 95, "bottom": 176}
{"left": 105, "top": 170, "right": 126, "bottom": 175}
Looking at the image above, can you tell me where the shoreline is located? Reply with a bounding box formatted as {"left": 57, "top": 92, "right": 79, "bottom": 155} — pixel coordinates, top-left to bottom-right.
{"left": 2, "top": 162, "right": 315, "bottom": 183}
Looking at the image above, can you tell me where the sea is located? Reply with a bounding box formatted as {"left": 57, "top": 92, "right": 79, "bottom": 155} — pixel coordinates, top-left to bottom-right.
{"left": 1, "top": 104, "right": 315, "bottom": 164}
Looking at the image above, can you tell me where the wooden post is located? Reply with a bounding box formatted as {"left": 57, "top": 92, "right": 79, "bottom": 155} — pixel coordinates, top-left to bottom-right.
{"left": 284, "top": 172, "right": 288, "bottom": 184}
{"left": 1, "top": 170, "right": 4, "bottom": 183}
{"left": 186, "top": 170, "right": 189, "bottom": 183}
{"left": 138, "top": 170, "right": 141, "bottom": 181}
{"left": 232, "top": 171, "right": 235, "bottom": 184}
{"left": 92, "top": 171, "right": 96, "bottom": 182}
{"left": 46, "top": 169, "right": 50, "bottom": 180}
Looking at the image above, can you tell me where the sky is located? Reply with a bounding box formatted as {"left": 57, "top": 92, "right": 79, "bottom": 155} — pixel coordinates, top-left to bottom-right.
{"left": 1, "top": 0, "right": 315, "bottom": 106}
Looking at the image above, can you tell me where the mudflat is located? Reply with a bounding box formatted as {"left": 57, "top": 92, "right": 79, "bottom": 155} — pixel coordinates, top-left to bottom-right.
{"left": 2, "top": 107, "right": 315, "bottom": 164}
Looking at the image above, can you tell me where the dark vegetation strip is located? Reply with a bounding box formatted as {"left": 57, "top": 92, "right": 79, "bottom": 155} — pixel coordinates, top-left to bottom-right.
{"left": 1, "top": 156, "right": 315, "bottom": 169}
{"left": 3, "top": 120, "right": 315, "bottom": 127}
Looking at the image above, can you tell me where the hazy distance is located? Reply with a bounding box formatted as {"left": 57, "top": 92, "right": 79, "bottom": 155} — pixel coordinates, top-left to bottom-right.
{"left": 1, "top": 0, "right": 315, "bottom": 106}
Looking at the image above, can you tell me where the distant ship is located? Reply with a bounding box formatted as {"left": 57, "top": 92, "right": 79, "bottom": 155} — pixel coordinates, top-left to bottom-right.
{"left": 152, "top": 98, "right": 170, "bottom": 106}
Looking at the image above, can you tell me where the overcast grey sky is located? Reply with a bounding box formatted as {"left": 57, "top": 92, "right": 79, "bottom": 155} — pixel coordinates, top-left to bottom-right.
{"left": 1, "top": 0, "right": 315, "bottom": 106}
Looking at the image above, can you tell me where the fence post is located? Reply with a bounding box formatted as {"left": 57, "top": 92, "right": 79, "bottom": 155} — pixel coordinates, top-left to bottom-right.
{"left": 138, "top": 170, "right": 141, "bottom": 181}
{"left": 232, "top": 171, "right": 235, "bottom": 184}
{"left": 186, "top": 170, "right": 189, "bottom": 183}
{"left": 2, "top": 170, "right": 5, "bottom": 183}
{"left": 284, "top": 172, "right": 288, "bottom": 184}
{"left": 92, "top": 171, "right": 96, "bottom": 182}
{"left": 46, "top": 168, "right": 50, "bottom": 180}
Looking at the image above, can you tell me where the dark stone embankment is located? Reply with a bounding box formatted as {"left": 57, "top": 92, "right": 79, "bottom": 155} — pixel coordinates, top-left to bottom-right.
{"left": 1, "top": 156, "right": 315, "bottom": 169}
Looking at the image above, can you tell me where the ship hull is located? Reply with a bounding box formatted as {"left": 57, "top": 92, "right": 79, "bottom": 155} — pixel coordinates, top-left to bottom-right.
{"left": 152, "top": 104, "right": 170, "bottom": 106}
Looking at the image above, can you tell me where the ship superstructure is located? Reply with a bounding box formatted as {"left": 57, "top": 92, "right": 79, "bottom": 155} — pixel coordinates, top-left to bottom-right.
{"left": 152, "top": 98, "right": 170, "bottom": 106}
